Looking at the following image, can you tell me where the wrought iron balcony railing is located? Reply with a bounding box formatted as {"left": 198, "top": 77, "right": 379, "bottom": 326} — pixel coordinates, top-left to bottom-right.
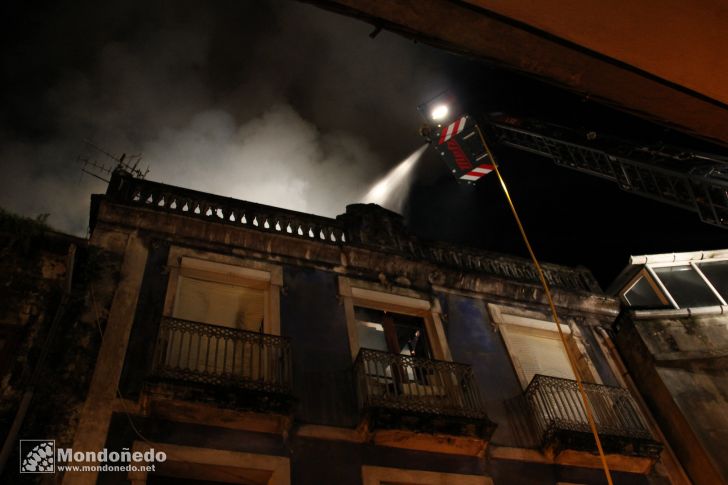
{"left": 152, "top": 317, "right": 292, "bottom": 396}
{"left": 354, "top": 348, "right": 489, "bottom": 421}
{"left": 525, "top": 374, "right": 661, "bottom": 456}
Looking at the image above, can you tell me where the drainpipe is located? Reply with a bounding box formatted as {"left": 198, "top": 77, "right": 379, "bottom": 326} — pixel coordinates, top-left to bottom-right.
{"left": 594, "top": 326, "right": 692, "bottom": 485}
{"left": 0, "top": 243, "right": 76, "bottom": 476}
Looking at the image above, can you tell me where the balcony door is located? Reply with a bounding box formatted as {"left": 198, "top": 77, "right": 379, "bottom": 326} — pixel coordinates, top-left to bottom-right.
{"left": 354, "top": 306, "right": 432, "bottom": 359}
{"left": 354, "top": 306, "right": 450, "bottom": 399}
{"left": 173, "top": 276, "right": 265, "bottom": 332}
{"left": 501, "top": 324, "right": 576, "bottom": 387}
{"left": 491, "top": 304, "right": 599, "bottom": 427}
{"left": 160, "top": 256, "right": 279, "bottom": 383}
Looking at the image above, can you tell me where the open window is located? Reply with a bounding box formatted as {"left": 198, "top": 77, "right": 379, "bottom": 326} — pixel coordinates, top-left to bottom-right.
{"left": 354, "top": 307, "right": 432, "bottom": 360}
{"left": 338, "top": 277, "right": 450, "bottom": 361}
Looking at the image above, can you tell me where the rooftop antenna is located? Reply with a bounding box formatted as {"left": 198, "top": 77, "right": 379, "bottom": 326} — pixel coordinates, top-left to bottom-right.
{"left": 78, "top": 139, "right": 150, "bottom": 183}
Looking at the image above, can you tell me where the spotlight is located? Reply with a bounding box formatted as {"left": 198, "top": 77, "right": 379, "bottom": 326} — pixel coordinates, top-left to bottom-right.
{"left": 417, "top": 91, "right": 458, "bottom": 125}
{"left": 430, "top": 104, "right": 449, "bottom": 121}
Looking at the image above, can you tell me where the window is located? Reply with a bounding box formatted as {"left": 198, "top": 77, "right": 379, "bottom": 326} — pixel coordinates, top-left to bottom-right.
{"left": 653, "top": 265, "right": 721, "bottom": 308}
{"left": 164, "top": 254, "right": 282, "bottom": 335}
{"left": 696, "top": 260, "right": 728, "bottom": 300}
{"left": 620, "top": 258, "right": 728, "bottom": 310}
{"left": 354, "top": 306, "right": 432, "bottom": 359}
{"left": 338, "top": 277, "right": 450, "bottom": 361}
{"left": 488, "top": 304, "right": 600, "bottom": 388}
{"left": 174, "top": 268, "right": 266, "bottom": 332}
{"left": 623, "top": 273, "right": 670, "bottom": 309}
{"left": 501, "top": 325, "right": 575, "bottom": 386}
{"left": 158, "top": 249, "right": 283, "bottom": 382}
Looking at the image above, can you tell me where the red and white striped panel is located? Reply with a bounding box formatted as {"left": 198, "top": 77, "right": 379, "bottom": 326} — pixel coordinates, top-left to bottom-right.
{"left": 460, "top": 164, "right": 494, "bottom": 182}
{"left": 438, "top": 116, "right": 467, "bottom": 144}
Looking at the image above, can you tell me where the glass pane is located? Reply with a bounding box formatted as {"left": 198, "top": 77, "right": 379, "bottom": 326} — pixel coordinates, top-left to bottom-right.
{"left": 354, "top": 307, "right": 388, "bottom": 352}
{"left": 174, "top": 276, "right": 264, "bottom": 331}
{"left": 697, "top": 261, "right": 728, "bottom": 300}
{"left": 354, "top": 306, "right": 430, "bottom": 358}
{"left": 654, "top": 265, "right": 721, "bottom": 308}
{"left": 624, "top": 276, "right": 670, "bottom": 308}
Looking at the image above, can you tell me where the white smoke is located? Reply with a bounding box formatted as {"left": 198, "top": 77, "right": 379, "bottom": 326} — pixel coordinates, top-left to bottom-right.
{"left": 0, "top": 0, "right": 450, "bottom": 235}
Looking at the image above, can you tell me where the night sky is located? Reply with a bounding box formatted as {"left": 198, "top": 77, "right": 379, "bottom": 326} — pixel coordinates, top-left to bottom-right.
{"left": 2, "top": 0, "right": 726, "bottom": 288}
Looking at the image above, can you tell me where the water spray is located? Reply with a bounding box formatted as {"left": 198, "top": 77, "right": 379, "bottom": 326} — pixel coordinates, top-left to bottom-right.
{"left": 361, "top": 144, "right": 428, "bottom": 213}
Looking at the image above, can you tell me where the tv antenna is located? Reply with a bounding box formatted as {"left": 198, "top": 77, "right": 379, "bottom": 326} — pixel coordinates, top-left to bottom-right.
{"left": 78, "top": 140, "right": 150, "bottom": 183}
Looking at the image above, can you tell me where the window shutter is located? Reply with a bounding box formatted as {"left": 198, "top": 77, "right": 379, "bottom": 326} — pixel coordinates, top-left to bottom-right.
{"left": 174, "top": 276, "right": 264, "bottom": 331}
{"left": 504, "top": 326, "right": 575, "bottom": 387}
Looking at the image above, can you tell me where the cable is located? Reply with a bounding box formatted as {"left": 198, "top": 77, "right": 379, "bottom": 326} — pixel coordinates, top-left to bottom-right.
{"left": 474, "top": 125, "right": 614, "bottom": 485}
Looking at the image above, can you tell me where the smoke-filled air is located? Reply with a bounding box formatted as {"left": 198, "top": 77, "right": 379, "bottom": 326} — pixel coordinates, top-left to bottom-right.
{"left": 0, "top": 0, "right": 450, "bottom": 235}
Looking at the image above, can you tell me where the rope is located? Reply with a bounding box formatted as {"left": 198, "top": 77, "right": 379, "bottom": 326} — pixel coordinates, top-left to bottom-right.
{"left": 474, "top": 125, "right": 614, "bottom": 485}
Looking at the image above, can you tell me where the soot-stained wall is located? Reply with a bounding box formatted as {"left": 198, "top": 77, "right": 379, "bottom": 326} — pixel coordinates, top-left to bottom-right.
{"left": 281, "top": 266, "right": 358, "bottom": 427}
{"left": 439, "top": 292, "right": 524, "bottom": 446}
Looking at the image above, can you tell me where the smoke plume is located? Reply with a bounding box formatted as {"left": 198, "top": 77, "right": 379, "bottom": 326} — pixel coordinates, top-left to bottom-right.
{"left": 0, "top": 0, "right": 451, "bottom": 235}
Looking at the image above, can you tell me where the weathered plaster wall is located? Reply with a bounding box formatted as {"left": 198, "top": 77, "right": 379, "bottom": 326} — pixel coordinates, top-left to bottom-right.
{"left": 440, "top": 292, "right": 524, "bottom": 446}
{"left": 119, "top": 239, "right": 170, "bottom": 398}
{"left": 281, "top": 265, "right": 357, "bottom": 427}
{"left": 616, "top": 312, "right": 728, "bottom": 485}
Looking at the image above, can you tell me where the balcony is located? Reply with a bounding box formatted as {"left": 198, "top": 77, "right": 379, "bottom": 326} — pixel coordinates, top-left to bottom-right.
{"left": 354, "top": 348, "right": 495, "bottom": 445}
{"left": 525, "top": 375, "right": 662, "bottom": 459}
{"left": 147, "top": 317, "right": 293, "bottom": 416}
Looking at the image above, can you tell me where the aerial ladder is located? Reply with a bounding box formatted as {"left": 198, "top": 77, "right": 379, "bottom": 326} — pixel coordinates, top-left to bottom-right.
{"left": 485, "top": 114, "right": 728, "bottom": 229}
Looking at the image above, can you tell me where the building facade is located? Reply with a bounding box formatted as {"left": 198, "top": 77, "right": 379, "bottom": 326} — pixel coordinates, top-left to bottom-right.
{"left": 611, "top": 251, "right": 728, "bottom": 485}
{"left": 2, "top": 170, "right": 689, "bottom": 484}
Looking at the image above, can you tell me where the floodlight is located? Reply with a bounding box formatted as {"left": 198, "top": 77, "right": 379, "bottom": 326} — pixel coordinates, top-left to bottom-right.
{"left": 430, "top": 104, "right": 449, "bottom": 121}
{"left": 417, "top": 91, "right": 459, "bottom": 125}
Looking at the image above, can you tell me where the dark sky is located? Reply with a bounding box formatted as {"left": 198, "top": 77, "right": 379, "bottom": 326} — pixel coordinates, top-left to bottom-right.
{"left": 2, "top": 0, "right": 726, "bottom": 288}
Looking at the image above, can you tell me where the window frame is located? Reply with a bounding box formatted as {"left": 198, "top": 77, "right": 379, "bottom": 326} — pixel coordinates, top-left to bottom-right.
{"left": 488, "top": 303, "right": 601, "bottom": 388}
{"left": 163, "top": 246, "right": 283, "bottom": 336}
{"left": 620, "top": 259, "right": 728, "bottom": 310}
{"left": 338, "top": 277, "right": 451, "bottom": 362}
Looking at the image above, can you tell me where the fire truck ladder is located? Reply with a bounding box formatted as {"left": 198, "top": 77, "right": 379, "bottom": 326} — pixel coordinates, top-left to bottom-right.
{"left": 485, "top": 117, "right": 728, "bottom": 229}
